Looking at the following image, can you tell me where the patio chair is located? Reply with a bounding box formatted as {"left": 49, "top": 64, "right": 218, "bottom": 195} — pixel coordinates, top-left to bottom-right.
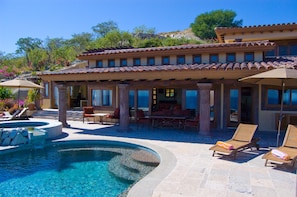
{"left": 184, "top": 115, "right": 199, "bottom": 130}
{"left": 209, "top": 123, "right": 259, "bottom": 159}
{"left": 105, "top": 108, "right": 120, "bottom": 124}
{"left": 262, "top": 124, "right": 297, "bottom": 167}
{"left": 82, "top": 106, "right": 95, "bottom": 123}
{"left": 136, "top": 109, "right": 150, "bottom": 128}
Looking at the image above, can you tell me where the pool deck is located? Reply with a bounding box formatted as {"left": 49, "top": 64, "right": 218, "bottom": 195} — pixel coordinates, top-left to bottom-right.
{"left": 1, "top": 110, "right": 296, "bottom": 197}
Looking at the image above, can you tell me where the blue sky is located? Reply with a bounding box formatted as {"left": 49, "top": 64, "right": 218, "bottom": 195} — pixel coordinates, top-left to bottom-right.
{"left": 1, "top": 0, "right": 297, "bottom": 54}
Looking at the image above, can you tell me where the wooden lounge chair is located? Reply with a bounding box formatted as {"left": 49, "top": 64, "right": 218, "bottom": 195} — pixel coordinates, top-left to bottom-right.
{"left": 0, "top": 110, "right": 19, "bottom": 121}
{"left": 0, "top": 107, "right": 28, "bottom": 121}
{"left": 262, "top": 124, "right": 297, "bottom": 167}
{"left": 14, "top": 107, "right": 29, "bottom": 120}
{"left": 209, "top": 123, "right": 259, "bottom": 159}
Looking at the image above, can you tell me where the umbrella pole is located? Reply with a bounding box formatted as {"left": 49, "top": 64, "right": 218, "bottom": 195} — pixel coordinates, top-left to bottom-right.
{"left": 277, "top": 81, "right": 285, "bottom": 147}
{"left": 18, "top": 87, "right": 20, "bottom": 108}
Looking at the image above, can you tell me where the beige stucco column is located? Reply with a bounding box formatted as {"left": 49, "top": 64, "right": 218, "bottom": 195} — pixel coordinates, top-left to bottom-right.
{"left": 118, "top": 83, "right": 129, "bottom": 131}
{"left": 197, "top": 83, "right": 212, "bottom": 135}
{"left": 57, "top": 84, "right": 69, "bottom": 127}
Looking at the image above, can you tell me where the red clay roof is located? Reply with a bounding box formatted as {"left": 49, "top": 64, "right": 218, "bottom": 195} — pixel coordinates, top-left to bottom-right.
{"left": 215, "top": 23, "right": 297, "bottom": 43}
{"left": 41, "top": 56, "right": 297, "bottom": 76}
{"left": 78, "top": 41, "right": 275, "bottom": 57}
{"left": 215, "top": 22, "right": 297, "bottom": 32}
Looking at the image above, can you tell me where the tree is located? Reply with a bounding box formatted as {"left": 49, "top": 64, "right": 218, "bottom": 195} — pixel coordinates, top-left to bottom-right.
{"left": 44, "top": 37, "right": 66, "bottom": 65}
{"left": 16, "top": 37, "right": 43, "bottom": 66}
{"left": 92, "top": 20, "right": 119, "bottom": 38}
{"left": 90, "top": 30, "right": 133, "bottom": 48}
{"left": 191, "top": 10, "right": 242, "bottom": 40}
{"left": 27, "top": 48, "right": 48, "bottom": 71}
{"left": 67, "top": 33, "right": 93, "bottom": 53}
{"left": 133, "top": 25, "right": 156, "bottom": 35}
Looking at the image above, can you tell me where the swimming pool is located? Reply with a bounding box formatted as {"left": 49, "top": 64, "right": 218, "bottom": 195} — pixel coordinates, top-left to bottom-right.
{"left": 0, "top": 140, "right": 159, "bottom": 197}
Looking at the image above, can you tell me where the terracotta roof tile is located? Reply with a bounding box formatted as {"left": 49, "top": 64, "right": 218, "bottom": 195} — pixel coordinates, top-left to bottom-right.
{"left": 215, "top": 22, "right": 297, "bottom": 31}
{"left": 40, "top": 56, "right": 297, "bottom": 76}
{"left": 78, "top": 41, "right": 275, "bottom": 57}
{"left": 215, "top": 23, "right": 297, "bottom": 43}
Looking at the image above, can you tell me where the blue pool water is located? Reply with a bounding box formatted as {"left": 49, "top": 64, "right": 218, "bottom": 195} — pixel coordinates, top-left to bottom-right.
{"left": 0, "top": 143, "right": 136, "bottom": 197}
{"left": 0, "top": 121, "right": 48, "bottom": 128}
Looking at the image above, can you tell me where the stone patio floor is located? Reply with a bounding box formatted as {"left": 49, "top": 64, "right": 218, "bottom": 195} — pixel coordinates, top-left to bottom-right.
{"left": 2, "top": 109, "right": 297, "bottom": 197}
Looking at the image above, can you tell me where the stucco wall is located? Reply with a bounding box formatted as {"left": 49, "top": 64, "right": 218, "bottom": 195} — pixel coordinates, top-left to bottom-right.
{"left": 224, "top": 30, "right": 297, "bottom": 43}
{"left": 42, "top": 98, "right": 51, "bottom": 109}
{"left": 83, "top": 51, "right": 264, "bottom": 68}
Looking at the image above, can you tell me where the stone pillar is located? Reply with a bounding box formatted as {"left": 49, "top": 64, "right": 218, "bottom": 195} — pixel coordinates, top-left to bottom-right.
{"left": 118, "top": 83, "right": 129, "bottom": 132}
{"left": 57, "top": 84, "right": 69, "bottom": 127}
{"left": 197, "top": 83, "right": 212, "bottom": 135}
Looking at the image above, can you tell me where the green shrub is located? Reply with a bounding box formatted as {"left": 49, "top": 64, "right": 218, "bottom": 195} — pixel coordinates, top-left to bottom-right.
{"left": 0, "top": 87, "right": 13, "bottom": 99}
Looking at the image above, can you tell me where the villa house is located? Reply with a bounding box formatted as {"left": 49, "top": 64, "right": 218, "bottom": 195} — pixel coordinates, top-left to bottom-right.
{"left": 39, "top": 23, "right": 297, "bottom": 134}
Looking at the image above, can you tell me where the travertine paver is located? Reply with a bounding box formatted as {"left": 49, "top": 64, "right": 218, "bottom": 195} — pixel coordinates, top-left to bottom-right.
{"left": 2, "top": 110, "right": 296, "bottom": 197}
{"left": 59, "top": 119, "right": 297, "bottom": 197}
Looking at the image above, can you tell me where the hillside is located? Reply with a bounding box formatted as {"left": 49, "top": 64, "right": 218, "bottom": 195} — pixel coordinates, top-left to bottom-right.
{"left": 158, "top": 28, "right": 202, "bottom": 41}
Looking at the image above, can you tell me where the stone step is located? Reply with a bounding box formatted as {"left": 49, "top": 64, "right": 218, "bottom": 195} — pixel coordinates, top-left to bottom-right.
{"left": 108, "top": 155, "right": 141, "bottom": 182}
{"left": 131, "top": 150, "right": 160, "bottom": 167}
{"left": 120, "top": 156, "right": 141, "bottom": 173}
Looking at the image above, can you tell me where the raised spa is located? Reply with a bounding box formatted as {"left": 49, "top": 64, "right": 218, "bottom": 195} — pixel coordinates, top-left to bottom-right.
{"left": 0, "top": 119, "right": 62, "bottom": 139}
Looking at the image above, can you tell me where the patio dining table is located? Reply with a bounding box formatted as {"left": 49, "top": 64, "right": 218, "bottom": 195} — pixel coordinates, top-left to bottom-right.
{"left": 149, "top": 115, "right": 187, "bottom": 129}
{"left": 91, "top": 113, "right": 108, "bottom": 124}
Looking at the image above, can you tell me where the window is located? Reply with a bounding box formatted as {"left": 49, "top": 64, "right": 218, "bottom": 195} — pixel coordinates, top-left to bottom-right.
{"left": 120, "top": 59, "right": 127, "bottom": 67}
{"left": 290, "top": 45, "right": 297, "bottom": 55}
{"left": 152, "top": 88, "right": 157, "bottom": 105}
{"left": 177, "top": 55, "right": 185, "bottom": 64}
{"left": 147, "top": 57, "right": 155, "bottom": 66}
{"left": 44, "top": 82, "right": 49, "bottom": 98}
{"left": 244, "top": 52, "right": 254, "bottom": 62}
{"left": 165, "top": 88, "right": 175, "bottom": 97}
{"left": 193, "top": 55, "right": 201, "bottom": 64}
{"left": 137, "top": 90, "right": 149, "bottom": 111}
{"left": 129, "top": 90, "right": 135, "bottom": 108}
{"left": 267, "top": 88, "right": 297, "bottom": 106}
{"left": 108, "top": 59, "right": 115, "bottom": 67}
{"left": 226, "top": 53, "right": 236, "bottom": 63}
{"left": 230, "top": 89, "right": 239, "bottom": 123}
{"left": 96, "top": 60, "right": 103, "bottom": 68}
{"left": 279, "top": 46, "right": 288, "bottom": 56}
{"left": 210, "top": 54, "right": 218, "bottom": 63}
{"left": 162, "top": 56, "right": 170, "bottom": 65}
{"left": 133, "top": 58, "right": 141, "bottom": 66}
{"left": 292, "top": 89, "right": 297, "bottom": 105}
{"left": 92, "top": 89, "right": 112, "bottom": 106}
{"left": 54, "top": 86, "right": 59, "bottom": 107}
{"left": 265, "top": 49, "right": 275, "bottom": 57}
{"left": 185, "top": 90, "right": 198, "bottom": 110}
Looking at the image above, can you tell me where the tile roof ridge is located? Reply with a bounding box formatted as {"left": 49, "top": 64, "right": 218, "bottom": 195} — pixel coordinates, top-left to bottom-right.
{"left": 78, "top": 40, "right": 274, "bottom": 56}
{"left": 215, "top": 22, "right": 297, "bottom": 30}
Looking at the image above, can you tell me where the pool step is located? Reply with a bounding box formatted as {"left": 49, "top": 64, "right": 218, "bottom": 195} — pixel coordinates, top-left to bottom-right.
{"left": 108, "top": 155, "right": 141, "bottom": 182}
{"left": 131, "top": 150, "right": 160, "bottom": 167}
{"left": 108, "top": 150, "right": 160, "bottom": 183}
